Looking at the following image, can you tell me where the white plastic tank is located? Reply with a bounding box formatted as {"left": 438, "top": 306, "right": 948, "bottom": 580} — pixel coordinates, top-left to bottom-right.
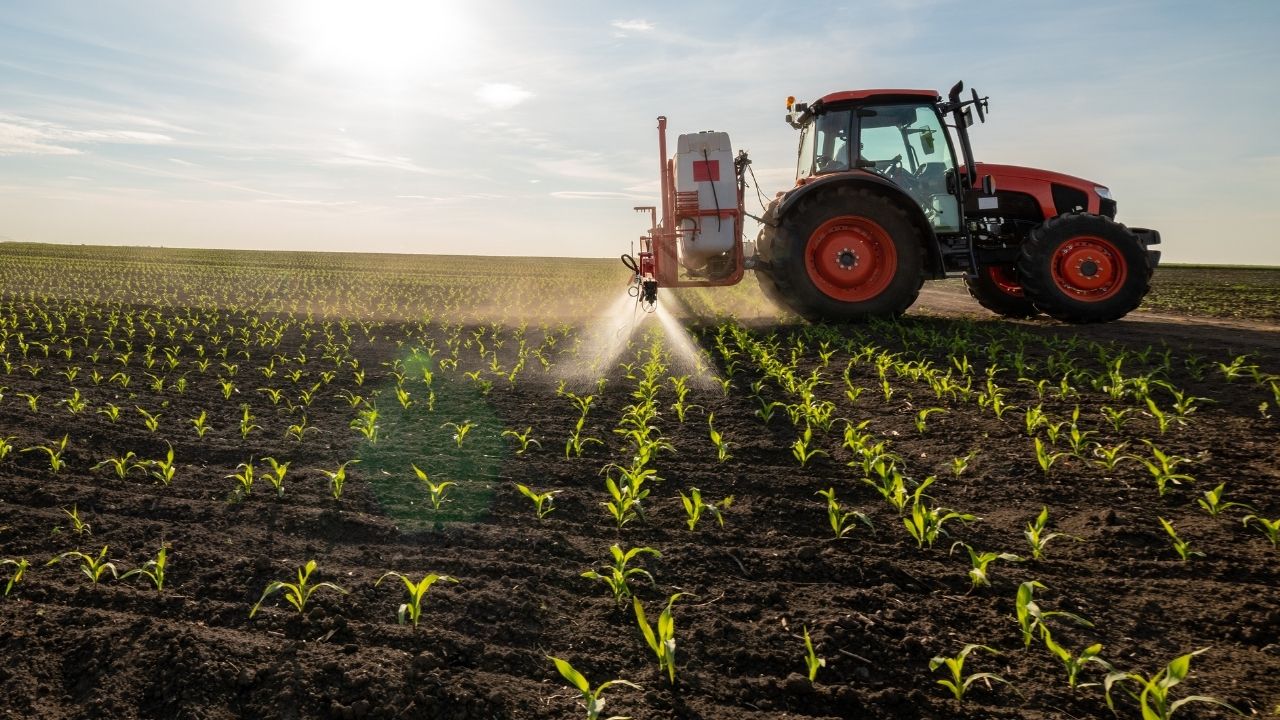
{"left": 673, "top": 131, "right": 736, "bottom": 270}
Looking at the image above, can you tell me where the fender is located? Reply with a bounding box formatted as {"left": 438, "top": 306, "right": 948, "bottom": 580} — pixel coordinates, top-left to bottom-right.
{"left": 769, "top": 170, "right": 945, "bottom": 278}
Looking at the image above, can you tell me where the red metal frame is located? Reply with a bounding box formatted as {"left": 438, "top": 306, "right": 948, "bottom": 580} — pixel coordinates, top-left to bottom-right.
{"left": 645, "top": 116, "right": 745, "bottom": 289}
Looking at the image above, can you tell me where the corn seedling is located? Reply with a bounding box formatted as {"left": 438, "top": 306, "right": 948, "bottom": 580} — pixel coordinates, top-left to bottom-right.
{"left": 0, "top": 436, "right": 13, "bottom": 461}
{"left": 680, "top": 487, "right": 730, "bottom": 531}
{"left": 261, "top": 457, "right": 289, "bottom": 497}
{"left": 1015, "top": 580, "right": 1092, "bottom": 648}
{"left": 791, "top": 424, "right": 828, "bottom": 468}
{"left": 914, "top": 407, "right": 946, "bottom": 434}
{"left": 903, "top": 476, "right": 975, "bottom": 549}
{"left": 513, "top": 482, "right": 558, "bottom": 519}
{"left": 97, "top": 403, "right": 121, "bottom": 423}
{"left": 1100, "top": 405, "right": 1135, "bottom": 433}
{"left": 375, "top": 571, "right": 457, "bottom": 627}
{"left": 1033, "top": 437, "right": 1067, "bottom": 475}
{"left": 47, "top": 545, "right": 119, "bottom": 584}
{"left": 146, "top": 442, "right": 177, "bottom": 486}
{"left": 1242, "top": 515, "right": 1280, "bottom": 547}
{"left": 441, "top": 420, "right": 474, "bottom": 448}
{"left": 350, "top": 406, "right": 379, "bottom": 443}
{"left": 582, "top": 544, "right": 659, "bottom": 604}
{"left": 802, "top": 626, "right": 825, "bottom": 683}
{"left": 1093, "top": 442, "right": 1134, "bottom": 472}
{"left": 93, "top": 451, "right": 142, "bottom": 480}
{"left": 706, "top": 413, "right": 731, "bottom": 462}
{"left": 816, "top": 487, "right": 872, "bottom": 539}
{"left": 62, "top": 389, "right": 87, "bottom": 414}
{"left": 228, "top": 461, "right": 255, "bottom": 496}
{"left": 1139, "top": 443, "right": 1195, "bottom": 496}
{"left": 950, "top": 450, "right": 977, "bottom": 480}
{"left": 602, "top": 467, "right": 650, "bottom": 529}
{"left": 62, "top": 504, "right": 91, "bottom": 535}
{"left": 2, "top": 557, "right": 29, "bottom": 596}
{"left": 951, "top": 542, "right": 1022, "bottom": 589}
{"left": 285, "top": 416, "right": 317, "bottom": 442}
{"left": 548, "top": 655, "right": 641, "bottom": 720}
{"left": 634, "top": 593, "right": 684, "bottom": 684}
{"left": 1024, "top": 506, "right": 1078, "bottom": 560}
{"left": 502, "top": 427, "right": 541, "bottom": 454}
{"left": 1040, "top": 627, "right": 1110, "bottom": 689}
{"left": 929, "top": 644, "right": 1012, "bottom": 703}
{"left": 21, "top": 434, "right": 69, "bottom": 473}
{"left": 249, "top": 559, "right": 347, "bottom": 617}
{"left": 1196, "top": 483, "right": 1254, "bottom": 517}
{"left": 190, "top": 410, "right": 211, "bottom": 438}
{"left": 1104, "top": 648, "right": 1240, "bottom": 720}
{"left": 120, "top": 546, "right": 168, "bottom": 592}
{"left": 136, "top": 406, "right": 162, "bottom": 433}
{"left": 322, "top": 459, "right": 358, "bottom": 501}
{"left": 19, "top": 392, "right": 39, "bottom": 412}
{"left": 412, "top": 465, "right": 455, "bottom": 511}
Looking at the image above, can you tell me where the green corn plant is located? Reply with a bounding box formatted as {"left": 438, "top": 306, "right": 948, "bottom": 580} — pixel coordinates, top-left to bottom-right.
{"left": 1145, "top": 397, "right": 1175, "bottom": 434}
{"left": 1160, "top": 518, "right": 1203, "bottom": 562}
{"left": 97, "top": 403, "right": 121, "bottom": 423}
{"left": 61, "top": 388, "right": 87, "bottom": 414}
{"left": 395, "top": 385, "right": 413, "bottom": 409}
{"left": 929, "top": 644, "right": 1012, "bottom": 703}
{"left": 903, "top": 476, "right": 975, "bottom": 549}
{"left": 285, "top": 416, "right": 317, "bottom": 442}
{"left": 1196, "top": 483, "right": 1254, "bottom": 517}
{"left": 1093, "top": 442, "right": 1134, "bottom": 471}
{"left": 61, "top": 504, "right": 91, "bottom": 535}
{"left": 1043, "top": 420, "right": 1067, "bottom": 445}
{"left": 47, "top": 545, "right": 119, "bottom": 584}
{"left": 1242, "top": 515, "right": 1280, "bottom": 547}
{"left": 1104, "top": 648, "right": 1241, "bottom": 720}
{"left": 634, "top": 593, "right": 684, "bottom": 684}
{"left": 1041, "top": 627, "right": 1110, "bottom": 689}
{"left": 18, "top": 392, "right": 39, "bottom": 412}
{"left": 147, "top": 442, "right": 177, "bottom": 486}
{"left": 707, "top": 413, "right": 731, "bottom": 462}
{"left": 1139, "top": 443, "right": 1195, "bottom": 496}
{"left": 21, "top": 434, "right": 69, "bottom": 473}
{"left": 816, "top": 487, "right": 872, "bottom": 539}
{"left": 914, "top": 407, "right": 946, "bottom": 434}
{"left": 950, "top": 542, "right": 1022, "bottom": 589}
{"left": 791, "top": 424, "right": 828, "bottom": 468}
{"left": 565, "top": 416, "right": 604, "bottom": 459}
{"left": 336, "top": 389, "right": 364, "bottom": 407}
{"left": 669, "top": 376, "right": 701, "bottom": 423}
{"left": 261, "top": 457, "right": 289, "bottom": 498}
{"left": 93, "top": 451, "right": 142, "bottom": 480}
{"left": 322, "top": 459, "right": 359, "bottom": 501}
{"left": 1100, "top": 405, "right": 1135, "bottom": 433}
{"left": 441, "top": 420, "right": 474, "bottom": 448}
{"left": 190, "top": 409, "right": 211, "bottom": 438}
{"left": 1033, "top": 437, "right": 1068, "bottom": 475}
{"left": 602, "top": 468, "right": 649, "bottom": 529}
{"left": 120, "top": 546, "right": 168, "bottom": 592}
{"left": 1024, "top": 506, "right": 1078, "bottom": 560}
{"left": 2, "top": 557, "right": 29, "bottom": 596}
{"left": 249, "top": 560, "right": 347, "bottom": 618}
{"left": 582, "top": 545, "right": 659, "bottom": 604}
{"left": 679, "top": 487, "right": 730, "bottom": 531}
{"left": 218, "top": 377, "right": 235, "bottom": 399}
{"left": 861, "top": 460, "right": 910, "bottom": 514}
{"left": 950, "top": 450, "right": 978, "bottom": 480}
{"left": 412, "top": 465, "right": 455, "bottom": 511}
{"left": 375, "top": 571, "right": 457, "bottom": 627}
{"left": 350, "top": 406, "right": 379, "bottom": 443}
{"left": 238, "top": 404, "right": 260, "bottom": 439}
{"left": 502, "top": 427, "right": 541, "bottom": 454}
{"left": 0, "top": 436, "right": 13, "bottom": 461}
{"left": 228, "top": 460, "right": 255, "bottom": 496}
{"left": 1015, "top": 580, "right": 1092, "bottom": 648}
{"left": 802, "top": 626, "right": 825, "bottom": 683}
{"left": 547, "top": 655, "right": 641, "bottom": 720}
{"left": 513, "top": 482, "right": 558, "bottom": 519}
{"left": 136, "top": 406, "right": 162, "bottom": 432}
{"left": 755, "top": 398, "right": 785, "bottom": 424}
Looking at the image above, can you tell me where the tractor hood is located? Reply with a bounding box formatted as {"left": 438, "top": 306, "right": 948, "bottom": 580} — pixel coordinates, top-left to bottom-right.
{"left": 974, "top": 162, "right": 1101, "bottom": 194}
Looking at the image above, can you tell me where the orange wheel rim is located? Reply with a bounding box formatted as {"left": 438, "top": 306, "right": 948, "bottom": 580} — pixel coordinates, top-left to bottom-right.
{"left": 987, "top": 266, "right": 1024, "bottom": 297}
{"left": 804, "top": 216, "right": 897, "bottom": 302}
{"left": 1050, "top": 235, "right": 1126, "bottom": 301}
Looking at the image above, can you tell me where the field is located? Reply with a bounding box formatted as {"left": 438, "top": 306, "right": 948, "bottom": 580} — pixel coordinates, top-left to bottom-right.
{"left": 0, "top": 242, "right": 1276, "bottom": 720}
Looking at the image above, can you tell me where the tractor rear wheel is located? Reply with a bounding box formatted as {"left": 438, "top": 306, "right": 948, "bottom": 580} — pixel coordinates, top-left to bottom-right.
{"left": 756, "top": 187, "right": 923, "bottom": 322}
{"left": 965, "top": 265, "right": 1039, "bottom": 319}
{"left": 1017, "top": 213, "right": 1150, "bottom": 323}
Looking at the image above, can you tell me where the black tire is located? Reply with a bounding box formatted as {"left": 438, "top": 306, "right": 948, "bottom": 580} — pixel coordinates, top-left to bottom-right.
{"left": 1017, "top": 213, "right": 1151, "bottom": 323}
{"left": 755, "top": 186, "right": 924, "bottom": 322}
{"left": 965, "top": 265, "right": 1039, "bottom": 319}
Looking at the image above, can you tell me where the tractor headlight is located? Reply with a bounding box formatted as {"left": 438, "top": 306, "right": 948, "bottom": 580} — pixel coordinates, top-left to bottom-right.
{"left": 1094, "top": 186, "right": 1113, "bottom": 200}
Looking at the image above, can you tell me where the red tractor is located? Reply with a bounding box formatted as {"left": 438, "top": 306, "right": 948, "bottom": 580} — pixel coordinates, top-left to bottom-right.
{"left": 624, "top": 81, "right": 1161, "bottom": 323}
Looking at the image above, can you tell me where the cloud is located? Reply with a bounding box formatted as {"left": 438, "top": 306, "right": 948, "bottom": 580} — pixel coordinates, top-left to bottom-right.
{"left": 550, "top": 190, "right": 650, "bottom": 201}
{"left": 474, "top": 83, "right": 534, "bottom": 110}
{"left": 612, "top": 19, "right": 654, "bottom": 33}
{"left": 0, "top": 113, "right": 173, "bottom": 155}
{"left": 320, "top": 152, "right": 438, "bottom": 174}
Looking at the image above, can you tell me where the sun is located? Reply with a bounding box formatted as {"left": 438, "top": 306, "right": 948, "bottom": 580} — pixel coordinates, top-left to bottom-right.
{"left": 275, "top": 0, "right": 473, "bottom": 82}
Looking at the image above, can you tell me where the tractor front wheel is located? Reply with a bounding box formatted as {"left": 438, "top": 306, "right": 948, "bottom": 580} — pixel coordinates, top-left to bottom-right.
{"left": 1017, "top": 213, "right": 1151, "bottom": 323}
{"left": 757, "top": 187, "right": 923, "bottom": 322}
{"left": 965, "top": 265, "right": 1039, "bottom": 319}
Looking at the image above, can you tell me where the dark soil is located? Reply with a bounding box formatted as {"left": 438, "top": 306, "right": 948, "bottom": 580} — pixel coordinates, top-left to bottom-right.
{"left": 1, "top": 287, "right": 1278, "bottom": 720}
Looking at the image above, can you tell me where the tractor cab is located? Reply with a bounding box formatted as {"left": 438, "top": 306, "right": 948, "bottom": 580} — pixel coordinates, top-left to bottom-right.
{"left": 788, "top": 90, "right": 964, "bottom": 235}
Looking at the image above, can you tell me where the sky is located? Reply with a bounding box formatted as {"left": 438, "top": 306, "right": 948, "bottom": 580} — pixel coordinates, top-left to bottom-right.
{"left": 0, "top": 0, "right": 1277, "bottom": 264}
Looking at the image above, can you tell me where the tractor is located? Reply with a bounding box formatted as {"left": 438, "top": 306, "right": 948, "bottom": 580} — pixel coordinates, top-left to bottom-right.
{"left": 623, "top": 81, "right": 1161, "bottom": 323}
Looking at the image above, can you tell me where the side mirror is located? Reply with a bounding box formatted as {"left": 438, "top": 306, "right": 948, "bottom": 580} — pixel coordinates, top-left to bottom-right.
{"left": 921, "top": 128, "right": 936, "bottom": 155}
{"left": 971, "top": 88, "right": 986, "bottom": 123}
{"left": 982, "top": 175, "right": 996, "bottom": 195}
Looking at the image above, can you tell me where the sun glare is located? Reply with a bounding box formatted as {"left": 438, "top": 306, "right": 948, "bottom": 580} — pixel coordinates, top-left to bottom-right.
{"left": 279, "top": 0, "right": 472, "bottom": 82}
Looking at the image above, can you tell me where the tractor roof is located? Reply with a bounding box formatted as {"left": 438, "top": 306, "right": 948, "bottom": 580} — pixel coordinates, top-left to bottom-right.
{"left": 817, "top": 89, "right": 940, "bottom": 105}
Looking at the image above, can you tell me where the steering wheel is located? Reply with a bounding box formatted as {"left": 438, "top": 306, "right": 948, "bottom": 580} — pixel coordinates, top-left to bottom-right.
{"left": 814, "top": 155, "right": 847, "bottom": 173}
{"left": 884, "top": 155, "right": 916, "bottom": 190}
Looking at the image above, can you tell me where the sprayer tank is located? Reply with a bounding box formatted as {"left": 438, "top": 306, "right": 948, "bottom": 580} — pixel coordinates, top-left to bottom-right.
{"left": 672, "top": 132, "right": 736, "bottom": 270}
